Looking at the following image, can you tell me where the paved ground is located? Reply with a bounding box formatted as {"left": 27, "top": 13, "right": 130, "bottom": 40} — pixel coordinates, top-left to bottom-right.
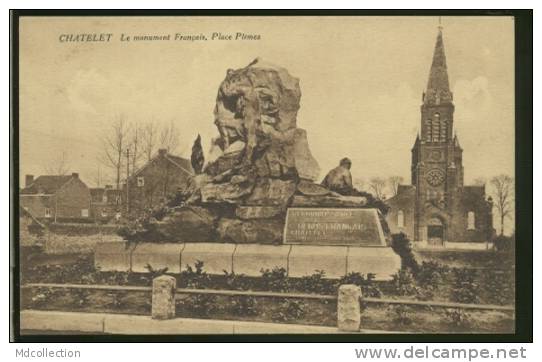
{"left": 20, "top": 310, "right": 401, "bottom": 334}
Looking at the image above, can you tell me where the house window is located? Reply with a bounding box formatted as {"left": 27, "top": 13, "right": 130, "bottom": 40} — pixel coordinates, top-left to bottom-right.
{"left": 116, "top": 196, "right": 121, "bottom": 205}
{"left": 398, "top": 210, "right": 405, "bottom": 228}
{"left": 81, "top": 209, "right": 89, "bottom": 217}
{"left": 137, "top": 177, "right": 145, "bottom": 187}
{"left": 44, "top": 208, "right": 51, "bottom": 218}
{"left": 467, "top": 211, "right": 475, "bottom": 230}
{"left": 102, "top": 195, "right": 108, "bottom": 203}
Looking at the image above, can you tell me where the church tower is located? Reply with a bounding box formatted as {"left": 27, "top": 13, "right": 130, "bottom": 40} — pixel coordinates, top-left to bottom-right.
{"left": 386, "top": 24, "right": 493, "bottom": 245}
{"left": 411, "top": 26, "right": 464, "bottom": 242}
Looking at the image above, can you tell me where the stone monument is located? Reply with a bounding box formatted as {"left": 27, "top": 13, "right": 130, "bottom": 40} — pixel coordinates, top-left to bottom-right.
{"left": 108, "top": 58, "right": 401, "bottom": 280}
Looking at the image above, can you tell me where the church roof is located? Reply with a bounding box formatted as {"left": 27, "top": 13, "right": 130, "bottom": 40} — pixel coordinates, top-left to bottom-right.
{"left": 424, "top": 28, "right": 453, "bottom": 105}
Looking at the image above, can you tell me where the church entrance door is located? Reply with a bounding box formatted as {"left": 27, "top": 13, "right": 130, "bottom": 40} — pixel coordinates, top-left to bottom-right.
{"left": 427, "top": 225, "right": 444, "bottom": 245}
{"left": 427, "top": 217, "right": 445, "bottom": 246}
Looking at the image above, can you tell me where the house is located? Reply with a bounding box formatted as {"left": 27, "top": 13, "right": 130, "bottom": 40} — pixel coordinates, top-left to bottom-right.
{"left": 385, "top": 28, "right": 494, "bottom": 245}
{"left": 90, "top": 185, "right": 123, "bottom": 222}
{"left": 20, "top": 173, "right": 92, "bottom": 222}
{"left": 124, "top": 148, "right": 194, "bottom": 217}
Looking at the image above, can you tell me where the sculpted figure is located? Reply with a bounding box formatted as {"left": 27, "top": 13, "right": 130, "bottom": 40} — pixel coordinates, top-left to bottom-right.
{"left": 204, "top": 58, "right": 320, "bottom": 182}
{"left": 321, "top": 158, "right": 356, "bottom": 195}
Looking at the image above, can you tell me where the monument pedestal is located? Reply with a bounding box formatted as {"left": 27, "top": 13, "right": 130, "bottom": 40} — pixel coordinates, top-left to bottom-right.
{"left": 94, "top": 242, "right": 400, "bottom": 281}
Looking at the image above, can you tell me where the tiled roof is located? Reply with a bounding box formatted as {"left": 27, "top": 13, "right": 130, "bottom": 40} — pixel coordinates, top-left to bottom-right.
{"left": 21, "top": 175, "right": 72, "bottom": 195}
{"left": 131, "top": 151, "right": 194, "bottom": 178}
{"left": 166, "top": 154, "right": 194, "bottom": 174}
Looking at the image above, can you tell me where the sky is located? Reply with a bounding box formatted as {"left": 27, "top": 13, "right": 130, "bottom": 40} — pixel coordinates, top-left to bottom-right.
{"left": 19, "top": 16, "right": 515, "bottom": 190}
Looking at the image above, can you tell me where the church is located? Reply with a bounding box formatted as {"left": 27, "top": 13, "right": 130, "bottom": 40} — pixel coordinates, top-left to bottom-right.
{"left": 385, "top": 27, "right": 494, "bottom": 245}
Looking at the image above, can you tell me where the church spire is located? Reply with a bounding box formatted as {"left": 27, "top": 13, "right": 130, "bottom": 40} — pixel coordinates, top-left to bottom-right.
{"left": 423, "top": 26, "right": 453, "bottom": 105}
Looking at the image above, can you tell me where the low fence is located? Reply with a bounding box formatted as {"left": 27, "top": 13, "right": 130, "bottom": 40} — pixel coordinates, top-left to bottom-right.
{"left": 21, "top": 280, "right": 515, "bottom": 332}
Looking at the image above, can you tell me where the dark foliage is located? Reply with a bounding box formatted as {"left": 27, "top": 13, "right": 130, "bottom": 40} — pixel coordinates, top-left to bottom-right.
{"left": 451, "top": 268, "right": 479, "bottom": 304}
{"left": 391, "top": 232, "right": 419, "bottom": 273}
{"left": 272, "top": 299, "right": 306, "bottom": 322}
{"left": 390, "top": 269, "right": 419, "bottom": 296}
{"left": 493, "top": 233, "right": 515, "bottom": 253}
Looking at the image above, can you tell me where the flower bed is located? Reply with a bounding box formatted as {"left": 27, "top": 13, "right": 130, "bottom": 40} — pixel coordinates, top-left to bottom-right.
{"left": 20, "top": 253, "right": 515, "bottom": 333}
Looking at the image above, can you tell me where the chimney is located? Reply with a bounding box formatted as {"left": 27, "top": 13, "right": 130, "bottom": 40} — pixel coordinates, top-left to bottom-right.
{"left": 72, "top": 172, "right": 79, "bottom": 178}
{"left": 158, "top": 148, "right": 167, "bottom": 156}
{"left": 25, "top": 175, "right": 34, "bottom": 187}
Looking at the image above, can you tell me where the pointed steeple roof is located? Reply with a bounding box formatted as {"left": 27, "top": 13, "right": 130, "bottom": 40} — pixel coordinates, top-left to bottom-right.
{"left": 412, "top": 133, "right": 420, "bottom": 148}
{"left": 423, "top": 28, "right": 453, "bottom": 105}
{"left": 454, "top": 134, "right": 462, "bottom": 149}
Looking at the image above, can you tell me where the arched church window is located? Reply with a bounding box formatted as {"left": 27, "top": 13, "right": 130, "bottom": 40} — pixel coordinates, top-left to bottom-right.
{"left": 398, "top": 210, "right": 404, "bottom": 228}
{"left": 467, "top": 211, "right": 475, "bottom": 230}
{"left": 440, "top": 119, "right": 447, "bottom": 141}
{"left": 432, "top": 114, "right": 440, "bottom": 142}
{"left": 425, "top": 119, "right": 432, "bottom": 142}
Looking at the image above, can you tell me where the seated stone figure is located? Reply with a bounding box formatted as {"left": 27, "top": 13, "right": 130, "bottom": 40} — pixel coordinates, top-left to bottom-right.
{"left": 321, "top": 158, "right": 357, "bottom": 196}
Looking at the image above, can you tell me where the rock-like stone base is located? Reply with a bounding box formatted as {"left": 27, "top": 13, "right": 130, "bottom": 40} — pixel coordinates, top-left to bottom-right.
{"left": 94, "top": 242, "right": 401, "bottom": 280}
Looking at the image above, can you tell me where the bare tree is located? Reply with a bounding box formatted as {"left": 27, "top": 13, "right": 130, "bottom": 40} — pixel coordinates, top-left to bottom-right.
{"left": 387, "top": 176, "right": 404, "bottom": 196}
{"left": 99, "top": 116, "right": 130, "bottom": 189}
{"left": 44, "top": 151, "right": 70, "bottom": 175}
{"left": 92, "top": 166, "right": 103, "bottom": 188}
{"left": 353, "top": 177, "right": 365, "bottom": 192}
{"left": 490, "top": 174, "right": 514, "bottom": 236}
{"left": 128, "top": 122, "right": 144, "bottom": 174}
{"left": 159, "top": 120, "right": 181, "bottom": 154}
{"left": 141, "top": 121, "right": 159, "bottom": 161}
{"left": 369, "top": 177, "right": 387, "bottom": 200}
{"left": 473, "top": 177, "right": 487, "bottom": 186}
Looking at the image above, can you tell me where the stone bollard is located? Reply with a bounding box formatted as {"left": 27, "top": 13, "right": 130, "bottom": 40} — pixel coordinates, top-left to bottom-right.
{"left": 337, "top": 284, "right": 362, "bottom": 332}
{"left": 152, "top": 275, "right": 176, "bottom": 320}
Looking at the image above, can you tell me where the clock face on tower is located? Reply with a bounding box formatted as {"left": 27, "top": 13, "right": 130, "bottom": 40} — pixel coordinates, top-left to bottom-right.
{"left": 426, "top": 168, "right": 445, "bottom": 186}
{"left": 430, "top": 150, "right": 442, "bottom": 161}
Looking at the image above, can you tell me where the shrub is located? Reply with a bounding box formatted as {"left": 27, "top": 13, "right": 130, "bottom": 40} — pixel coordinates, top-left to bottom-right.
{"left": 391, "top": 233, "right": 419, "bottom": 273}
{"left": 229, "top": 296, "right": 258, "bottom": 316}
{"left": 70, "top": 288, "right": 91, "bottom": 308}
{"left": 443, "top": 308, "right": 470, "bottom": 328}
{"left": 181, "top": 260, "right": 211, "bottom": 288}
{"left": 272, "top": 299, "right": 306, "bottom": 322}
{"left": 297, "top": 270, "right": 335, "bottom": 294}
{"left": 178, "top": 293, "right": 218, "bottom": 317}
{"left": 30, "top": 287, "right": 54, "bottom": 308}
{"left": 451, "top": 268, "right": 479, "bottom": 304}
{"left": 339, "top": 272, "right": 382, "bottom": 298}
{"left": 389, "top": 304, "right": 414, "bottom": 326}
{"left": 415, "top": 261, "right": 449, "bottom": 289}
{"left": 493, "top": 234, "right": 515, "bottom": 253}
{"left": 390, "top": 269, "right": 419, "bottom": 296}
{"left": 105, "top": 292, "right": 125, "bottom": 309}
{"left": 260, "top": 267, "right": 290, "bottom": 292}
{"left": 144, "top": 264, "right": 170, "bottom": 279}
{"left": 484, "top": 270, "right": 515, "bottom": 305}
{"left": 222, "top": 270, "right": 249, "bottom": 291}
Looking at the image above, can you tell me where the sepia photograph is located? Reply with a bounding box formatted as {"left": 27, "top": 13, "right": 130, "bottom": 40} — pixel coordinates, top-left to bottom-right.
{"left": 10, "top": 11, "right": 532, "bottom": 341}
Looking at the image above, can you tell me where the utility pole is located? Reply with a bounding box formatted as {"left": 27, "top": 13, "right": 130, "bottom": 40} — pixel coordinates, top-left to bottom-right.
{"left": 126, "top": 148, "right": 130, "bottom": 214}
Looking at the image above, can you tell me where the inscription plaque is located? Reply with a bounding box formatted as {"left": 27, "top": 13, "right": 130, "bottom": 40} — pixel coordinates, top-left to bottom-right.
{"left": 283, "top": 208, "right": 386, "bottom": 246}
